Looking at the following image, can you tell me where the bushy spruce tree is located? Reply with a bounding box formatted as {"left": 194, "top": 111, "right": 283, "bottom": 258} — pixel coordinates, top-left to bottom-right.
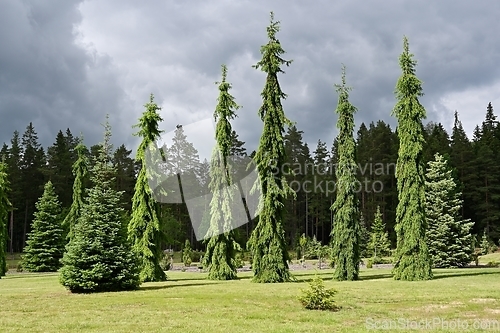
{"left": 128, "top": 94, "right": 167, "bottom": 282}
{"left": 247, "top": 12, "right": 295, "bottom": 283}
{"left": 368, "top": 206, "right": 391, "bottom": 258}
{"left": 330, "top": 65, "right": 361, "bottom": 281}
{"left": 0, "top": 161, "right": 11, "bottom": 276}
{"left": 425, "top": 153, "right": 474, "bottom": 268}
{"left": 60, "top": 118, "right": 140, "bottom": 293}
{"left": 202, "top": 65, "right": 241, "bottom": 280}
{"left": 392, "top": 37, "right": 432, "bottom": 280}
{"left": 21, "top": 181, "right": 64, "bottom": 272}
{"left": 63, "top": 139, "right": 89, "bottom": 241}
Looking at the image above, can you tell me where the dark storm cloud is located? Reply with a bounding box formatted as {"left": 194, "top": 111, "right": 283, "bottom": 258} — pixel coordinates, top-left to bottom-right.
{"left": 0, "top": 0, "right": 130, "bottom": 150}
{"left": 1, "top": 0, "right": 500, "bottom": 157}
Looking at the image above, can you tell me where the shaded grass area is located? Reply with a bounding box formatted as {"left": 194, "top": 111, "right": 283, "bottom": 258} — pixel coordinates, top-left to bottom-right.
{"left": 1, "top": 268, "right": 500, "bottom": 332}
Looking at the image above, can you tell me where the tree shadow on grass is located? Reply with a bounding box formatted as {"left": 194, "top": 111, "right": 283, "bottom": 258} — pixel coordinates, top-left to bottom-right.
{"left": 358, "top": 273, "right": 393, "bottom": 281}
{"left": 139, "top": 281, "right": 223, "bottom": 291}
{"left": 432, "top": 268, "right": 500, "bottom": 280}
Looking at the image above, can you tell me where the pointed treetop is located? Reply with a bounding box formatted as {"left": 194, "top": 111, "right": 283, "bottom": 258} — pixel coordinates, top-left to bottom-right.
{"left": 399, "top": 36, "right": 419, "bottom": 79}
{"left": 267, "top": 11, "right": 278, "bottom": 40}
{"left": 335, "top": 64, "right": 353, "bottom": 97}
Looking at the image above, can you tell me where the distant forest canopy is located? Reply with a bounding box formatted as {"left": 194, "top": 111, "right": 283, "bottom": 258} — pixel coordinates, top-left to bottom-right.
{"left": 1, "top": 101, "right": 499, "bottom": 253}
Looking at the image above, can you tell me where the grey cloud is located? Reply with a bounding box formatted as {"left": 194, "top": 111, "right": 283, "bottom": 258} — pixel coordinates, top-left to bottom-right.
{"left": 2, "top": 0, "right": 500, "bottom": 156}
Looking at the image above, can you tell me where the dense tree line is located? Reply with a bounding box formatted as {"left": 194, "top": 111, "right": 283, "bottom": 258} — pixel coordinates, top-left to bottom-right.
{"left": 1, "top": 14, "right": 499, "bottom": 286}
{"left": 1, "top": 95, "right": 499, "bottom": 260}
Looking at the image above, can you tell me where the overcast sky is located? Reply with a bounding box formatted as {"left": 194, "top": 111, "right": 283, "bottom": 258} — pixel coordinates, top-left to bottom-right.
{"left": 1, "top": 0, "right": 499, "bottom": 159}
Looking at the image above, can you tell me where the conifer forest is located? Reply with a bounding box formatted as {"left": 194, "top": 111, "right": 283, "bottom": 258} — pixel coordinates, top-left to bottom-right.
{"left": 1, "top": 13, "right": 499, "bottom": 289}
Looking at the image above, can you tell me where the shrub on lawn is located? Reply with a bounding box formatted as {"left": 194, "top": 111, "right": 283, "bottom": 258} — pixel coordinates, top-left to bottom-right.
{"left": 298, "top": 275, "right": 339, "bottom": 311}
{"left": 182, "top": 240, "right": 193, "bottom": 267}
{"left": 486, "top": 261, "right": 499, "bottom": 268}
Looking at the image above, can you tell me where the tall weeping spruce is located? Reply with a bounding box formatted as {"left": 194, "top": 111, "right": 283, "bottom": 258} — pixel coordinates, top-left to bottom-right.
{"left": 248, "top": 12, "right": 295, "bottom": 283}
{"left": 202, "top": 65, "right": 242, "bottom": 280}
{"left": 392, "top": 37, "right": 432, "bottom": 281}
{"left": 128, "top": 94, "right": 167, "bottom": 282}
{"left": 63, "top": 139, "right": 89, "bottom": 241}
{"left": 330, "top": 66, "right": 361, "bottom": 281}
{"left": 0, "top": 161, "right": 11, "bottom": 277}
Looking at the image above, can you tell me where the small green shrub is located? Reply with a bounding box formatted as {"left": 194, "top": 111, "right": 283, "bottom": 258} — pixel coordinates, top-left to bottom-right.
{"left": 371, "top": 256, "right": 391, "bottom": 265}
{"left": 182, "top": 240, "right": 193, "bottom": 267}
{"left": 159, "top": 253, "right": 172, "bottom": 271}
{"left": 235, "top": 252, "right": 244, "bottom": 268}
{"left": 192, "top": 250, "right": 204, "bottom": 263}
{"left": 366, "top": 259, "right": 373, "bottom": 269}
{"left": 298, "top": 275, "right": 339, "bottom": 311}
{"left": 486, "top": 261, "right": 499, "bottom": 268}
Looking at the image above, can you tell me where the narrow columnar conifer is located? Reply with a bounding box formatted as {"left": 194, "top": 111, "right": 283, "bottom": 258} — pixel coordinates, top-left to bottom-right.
{"left": 392, "top": 37, "right": 433, "bottom": 281}
{"left": 247, "top": 12, "right": 295, "bottom": 283}
{"left": 202, "top": 65, "right": 242, "bottom": 280}
{"left": 63, "top": 138, "right": 88, "bottom": 241}
{"left": 128, "top": 94, "right": 167, "bottom": 282}
{"left": 330, "top": 65, "right": 361, "bottom": 281}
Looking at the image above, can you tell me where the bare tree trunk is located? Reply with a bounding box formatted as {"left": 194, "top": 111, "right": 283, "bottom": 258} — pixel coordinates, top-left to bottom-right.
{"left": 23, "top": 201, "right": 28, "bottom": 250}
{"left": 9, "top": 210, "right": 13, "bottom": 255}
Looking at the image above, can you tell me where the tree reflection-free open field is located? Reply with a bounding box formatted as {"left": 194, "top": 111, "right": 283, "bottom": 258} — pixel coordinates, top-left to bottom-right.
{"left": 1, "top": 268, "right": 500, "bottom": 333}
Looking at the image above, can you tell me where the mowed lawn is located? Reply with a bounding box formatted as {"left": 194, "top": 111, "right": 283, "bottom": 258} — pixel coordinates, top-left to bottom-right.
{"left": 1, "top": 268, "right": 500, "bottom": 333}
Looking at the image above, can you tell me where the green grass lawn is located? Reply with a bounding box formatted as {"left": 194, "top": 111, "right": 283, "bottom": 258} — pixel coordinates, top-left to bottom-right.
{"left": 1, "top": 268, "right": 500, "bottom": 332}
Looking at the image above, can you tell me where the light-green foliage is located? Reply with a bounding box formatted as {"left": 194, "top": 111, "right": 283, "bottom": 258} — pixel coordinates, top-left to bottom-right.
{"left": 330, "top": 65, "right": 361, "bottom": 281}
{"left": 182, "top": 239, "right": 193, "bottom": 267}
{"left": 63, "top": 138, "right": 88, "bottom": 241}
{"left": 21, "top": 181, "right": 64, "bottom": 272}
{"left": 392, "top": 37, "right": 432, "bottom": 281}
{"left": 0, "top": 161, "right": 10, "bottom": 276}
{"left": 202, "top": 65, "right": 242, "bottom": 280}
{"left": 128, "top": 94, "right": 167, "bottom": 282}
{"left": 60, "top": 118, "right": 140, "bottom": 293}
{"left": 368, "top": 206, "right": 391, "bottom": 258}
{"left": 425, "top": 153, "right": 474, "bottom": 268}
{"left": 298, "top": 275, "right": 339, "bottom": 311}
{"left": 247, "top": 12, "right": 295, "bottom": 283}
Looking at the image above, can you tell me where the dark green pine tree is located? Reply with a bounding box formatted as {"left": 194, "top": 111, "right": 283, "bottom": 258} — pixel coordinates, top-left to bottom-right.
{"left": 21, "top": 181, "right": 64, "bottom": 272}
{"left": 368, "top": 206, "right": 391, "bottom": 258}
{"left": 46, "top": 130, "right": 76, "bottom": 208}
{"left": 113, "top": 144, "right": 137, "bottom": 212}
{"left": 450, "top": 112, "right": 475, "bottom": 227}
{"left": 330, "top": 65, "right": 361, "bottom": 281}
{"left": 60, "top": 117, "right": 140, "bottom": 293}
{"left": 20, "top": 123, "right": 46, "bottom": 249}
{"left": 63, "top": 139, "right": 89, "bottom": 241}
{"left": 425, "top": 153, "right": 474, "bottom": 268}
{"left": 247, "top": 12, "right": 294, "bottom": 283}
{"left": 202, "top": 64, "right": 242, "bottom": 280}
{"left": 391, "top": 37, "right": 432, "bottom": 281}
{"left": 128, "top": 94, "right": 167, "bottom": 282}
{"left": 0, "top": 161, "right": 11, "bottom": 276}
